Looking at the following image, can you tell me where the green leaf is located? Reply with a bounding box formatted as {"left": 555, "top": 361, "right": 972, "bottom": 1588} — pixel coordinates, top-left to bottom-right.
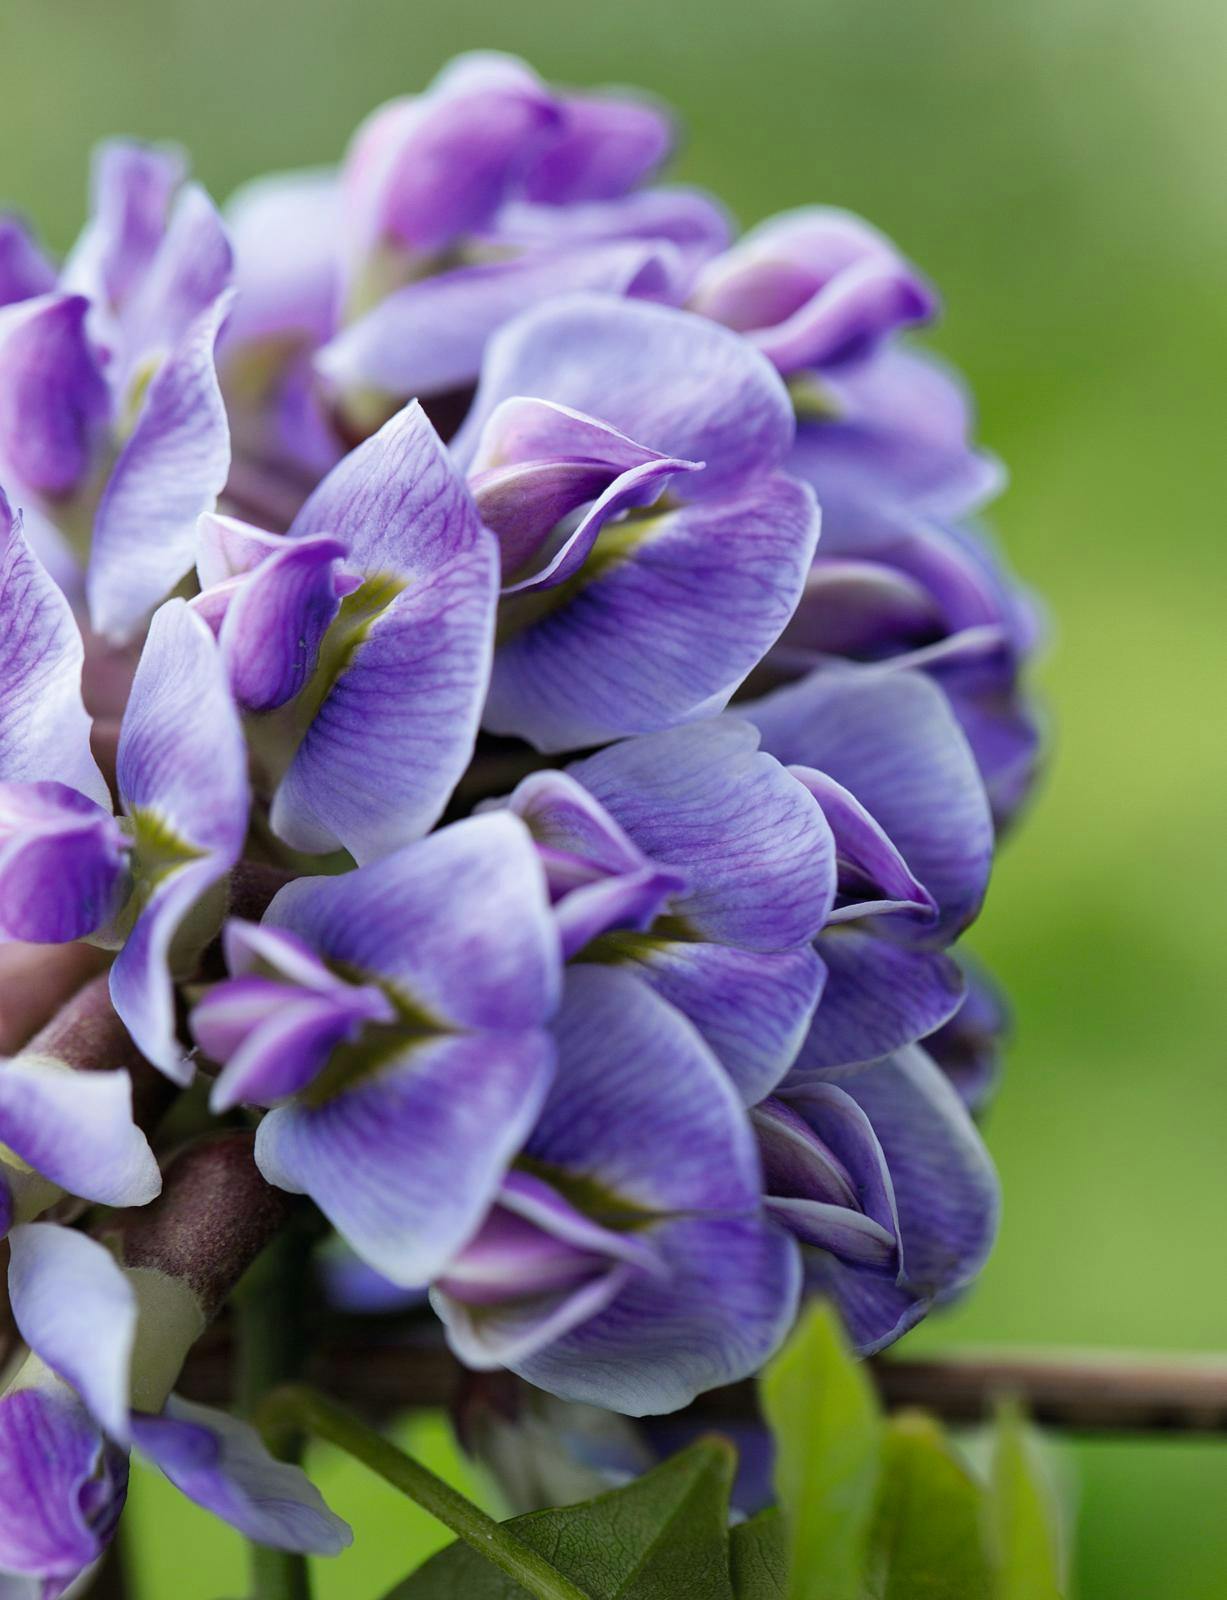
{"left": 729, "top": 1509, "right": 789, "bottom": 1598}
{"left": 862, "top": 1412, "right": 994, "bottom": 1600}
{"left": 989, "top": 1403, "right": 1065, "bottom": 1600}
{"left": 383, "top": 1436, "right": 738, "bottom": 1600}
{"left": 760, "top": 1302, "right": 883, "bottom": 1600}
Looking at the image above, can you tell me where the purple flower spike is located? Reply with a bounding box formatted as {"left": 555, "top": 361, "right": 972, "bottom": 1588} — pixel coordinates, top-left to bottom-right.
{"left": 692, "top": 207, "right": 936, "bottom": 376}
{"left": 432, "top": 965, "right": 800, "bottom": 1415}
{"left": 490, "top": 718, "right": 833, "bottom": 1104}
{"left": 196, "top": 403, "right": 498, "bottom": 862}
{"left": 193, "top": 813, "right": 560, "bottom": 1284}
{"left": 452, "top": 294, "right": 819, "bottom": 749}
{"left": 770, "top": 1046, "right": 999, "bottom": 1353}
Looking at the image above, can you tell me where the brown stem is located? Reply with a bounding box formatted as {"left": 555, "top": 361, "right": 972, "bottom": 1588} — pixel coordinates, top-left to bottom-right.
{"left": 176, "top": 1326, "right": 1227, "bottom": 1436}
{"left": 0, "top": 942, "right": 109, "bottom": 1055}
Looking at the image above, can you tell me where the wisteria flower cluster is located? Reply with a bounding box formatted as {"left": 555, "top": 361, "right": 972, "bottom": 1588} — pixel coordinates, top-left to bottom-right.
{"left": 0, "top": 52, "right": 1039, "bottom": 1593}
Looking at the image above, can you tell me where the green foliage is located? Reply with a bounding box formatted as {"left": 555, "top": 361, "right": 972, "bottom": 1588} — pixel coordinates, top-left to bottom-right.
{"left": 383, "top": 1438, "right": 736, "bottom": 1599}
{"left": 988, "top": 1404, "right": 1065, "bottom": 1600}
{"left": 761, "top": 1304, "right": 884, "bottom": 1600}
{"left": 863, "top": 1414, "right": 994, "bottom": 1600}
{"left": 728, "top": 1511, "right": 789, "bottom": 1598}
{"left": 372, "top": 1306, "right": 1068, "bottom": 1600}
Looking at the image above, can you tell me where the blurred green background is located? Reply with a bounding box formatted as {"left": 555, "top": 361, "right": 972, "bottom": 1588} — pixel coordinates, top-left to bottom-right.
{"left": 3, "top": 0, "right": 1224, "bottom": 1594}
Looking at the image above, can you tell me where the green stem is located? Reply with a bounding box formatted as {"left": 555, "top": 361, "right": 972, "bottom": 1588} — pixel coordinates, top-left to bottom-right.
{"left": 258, "top": 1385, "right": 593, "bottom": 1600}
{"left": 236, "top": 1230, "right": 314, "bottom": 1600}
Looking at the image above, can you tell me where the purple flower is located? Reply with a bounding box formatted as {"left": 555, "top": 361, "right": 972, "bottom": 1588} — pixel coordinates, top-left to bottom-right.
{"left": 0, "top": 501, "right": 246, "bottom": 1074}
{"left": 431, "top": 965, "right": 800, "bottom": 1415}
{"left": 763, "top": 504, "right": 1043, "bottom": 828}
{"left": 0, "top": 143, "right": 234, "bottom": 643}
{"left": 691, "top": 207, "right": 937, "bottom": 376}
{"left": 219, "top": 54, "right": 729, "bottom": 520}
{"left": 0, "top": 1221, "right": 348, "bottom": 1595}
{"left": 489, "top": 718, "right": 833, "bottom": 1104}
{"left": 190, "top": 813, "right": 560, "bottom": 1284}
{"left": 754, "top": 1044, "right": 999, "bottom": 1354}
{"left": 0, "top": 977, "right": 162, "bottom": 1239}
{"left": 745, "top": 664, "right": 994, "bottom": 1076}
{"left": 452, "top": 293, "right": 819, "bottom": 749}
{"left": 190, "top": 401, "right": 498, "bottom": 862}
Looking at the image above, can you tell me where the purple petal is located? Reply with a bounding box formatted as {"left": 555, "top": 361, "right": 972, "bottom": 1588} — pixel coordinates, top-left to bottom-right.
{"left": 200, "top": 978, "right": 394, "bottom": 1113}
{"left": 62, "top": 141, "right": 185, "bottom": 318}
{"left": 754, "top": 1089, "right": 897, "bottom": 1264}
{"left": 288, "top": 399, "right": 490, "bottom": 580}
{"left": 693, "top": 207, "right": 935, "bottom": 375}
{"left": 0, "top": 783, "right": 127, "bottom": 944}
{"left": 342, "top": 53, "right": 559, "bottom": 269}
{"left": 494, "top": 185, "right": 731, "bottom": 258}
{"left": 835, "top": 1045, "right": 999, "bottom": 1298}
{"left": 0, "top": 1056, "right": 159, "bottom": 1213}
{"left": 275, "top": 409, "right": 499, "bottom": 854}
{"left": 0, "top": 1387, "right": 126, "bottom": 1590}
{"left": 790, "top": 925, "right": 965, "bottom": 1076}
{"left": 111, "top": 601, "right": 247, "bottom": 1073}
{"left": 117, "top": 184, "right": 233, "bottom": 377}
{"left": 88, "top": 292, "right": 233, "bottom": 642}
{"left": 222, "top": 169, "right": 341, "bottom": 350}
{"left": 8, "top": 1224, "right": 136, "bottom": 1444}
{"left": 255, "top": 1028, "right": 555, "bottom": 1284}
{"left": 789, "top": 348, "right": 1003, "bottom": 536}
{"left": 528, "top": 964, "right": 761, "bottom": 1214}
{"left": 0, "top": 498, "right": 107, "bottom": 803}
{"left": 0, "top": 294, "right": 109, "bottom": 498}
{"left": 132, "top": 1396, "right": 350, "bottom": 1554}
{"left": 493, "top": 769, "right": 685, "bottom": 958}
{"left": 523, "top": 92, "right": 673, "bottom": 203}
{"left": 747, "top": 665, "right": 993, "bottom": 941}
{"left": 597, "top": 937, "right": 825, "bottom": 1106}
{"left": 773, "top": 557, "right": 944, "bottom": 662}
{"left": 802, "top": 1253, "right": 928, "bottom": 1357}
{"left": 263, "top": 813, "right": 559, "bottom": 1030}
{"left": 433, "top": 1177, "right": 665, "bottom": 1365}
{"left": 473, "top": 402, "right": 701, "bottom": 592}
{"left": 318, "top": 241, "right": 679, "bottom": 403}
{"left": 568, "top": 719, "right": 834, "bottom": 949}
{"left": 509, "top": 1211, "right": 800, "bottom": 1415}
{"left": 487, "top": 471, "right": 818, "bottom": 750}
{"left": 268, "top": 540, "right": 498, "bottom": 862}
{"left": 210, "top": 533, "right": 352, "bottom": 712}
{"left": 116, "top": 600, "right": 247, "bottom": 860}
{"left": 923, "top": 955, "right": 1008, "bottom": 1114}
{"left": 0, "top": 217, "right": 56, "bottom": 308}
{"left": 789, "top": 766, "right": 934, "bottom": 921}
{"left": 453, "top": 293, "right": 796, "bottom": 499}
